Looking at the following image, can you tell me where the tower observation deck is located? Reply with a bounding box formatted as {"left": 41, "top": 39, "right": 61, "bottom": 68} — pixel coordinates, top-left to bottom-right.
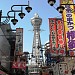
{"left": 31, "top": 13, "right": 42, "bottom": 65}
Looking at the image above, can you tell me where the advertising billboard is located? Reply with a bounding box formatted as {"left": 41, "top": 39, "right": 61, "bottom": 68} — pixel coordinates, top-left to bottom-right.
{"left": 56, "top": 19, "right": 65, "bottom": 55}
{"left": 61, "top": 0, "right": 75, "bottom": 56}
{"left": 49, "top": 18, "right": 58, "bottom": 55}
{"left": 15, "top": 28, "right": 23, "bottom": 55}
{"left": 49, "top": 18, "right": 65, "bottom": 56}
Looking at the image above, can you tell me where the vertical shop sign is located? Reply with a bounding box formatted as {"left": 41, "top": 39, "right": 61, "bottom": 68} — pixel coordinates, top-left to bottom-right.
{"left": 15, "top": 28, "right": 23, "bottom": 55}
{"left": 61, "top": 0, "right": 75, "bottom": 56}
{"left": 49, "top": 18, "right": 66, "bottom": 56}
{"left": 49, "top": 18, "right": 58, "bottom": 54}
{"left": 56, "top": 19, "right": 65, "bottom": 55}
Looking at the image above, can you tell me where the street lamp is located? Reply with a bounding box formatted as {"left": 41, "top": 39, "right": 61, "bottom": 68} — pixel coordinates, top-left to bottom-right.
{"left": 47, "top": 0, "right": 75, "bottom": 13}
{"left": 8, "top": 12, "right": 18, "bottom": 25}
{"left": 47, "top": 0, "right": 65, "bottom": 13}
{"left": 56, "top": 6, "right": 65, "bottom": 13}
{"left": 11, "top": 1, "right": 32, "bottom": 15}
{"left": 0, "top": 1, "right": 32, "bottom": 25}
{"left": 48, "top": 0, "right": 56, "bottom": 6}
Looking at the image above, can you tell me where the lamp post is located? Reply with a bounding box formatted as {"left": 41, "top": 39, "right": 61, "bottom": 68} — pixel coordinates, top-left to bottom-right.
{"left": 0, "top": 1, "right": 32, "bottom": 25}
{"left": 48, "top": 0, "right": 65, "bottom": 13}
{"left": 0, "top": 10, "right": 11, "bottom": 25}
{"left": 11, "top": 1, "right": 32, "bottom": 13}
{"left": 47, "top": 0, "right": 75, "bottom": 13}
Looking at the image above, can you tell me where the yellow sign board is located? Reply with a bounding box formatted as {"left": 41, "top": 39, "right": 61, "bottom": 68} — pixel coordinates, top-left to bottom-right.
{"left": 61, "top": 0, "right": 75, "bottom": 51}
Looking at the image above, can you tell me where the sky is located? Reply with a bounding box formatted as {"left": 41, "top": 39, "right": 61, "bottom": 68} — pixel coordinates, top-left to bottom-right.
{"left": 0, "top": 0, "right": 75, "bottom": 53}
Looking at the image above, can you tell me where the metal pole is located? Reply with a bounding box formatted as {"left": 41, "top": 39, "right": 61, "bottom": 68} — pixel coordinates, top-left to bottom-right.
{"left": 11, "top": 5, "right": 29, "bottom": 11}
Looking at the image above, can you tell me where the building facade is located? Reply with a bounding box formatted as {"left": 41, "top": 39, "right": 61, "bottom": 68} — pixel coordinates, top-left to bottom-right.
{"left": 0, "top": 24, "right": 16, "bottom": 75}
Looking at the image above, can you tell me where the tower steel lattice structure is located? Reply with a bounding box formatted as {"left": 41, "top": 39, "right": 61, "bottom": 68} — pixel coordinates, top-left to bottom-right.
{"left": 31, "top": 13, "right": 42, "bottom": 65}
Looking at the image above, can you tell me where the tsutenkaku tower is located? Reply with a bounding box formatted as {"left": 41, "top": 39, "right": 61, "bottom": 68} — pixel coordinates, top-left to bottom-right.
{"left": 31, "top": 13, "right": 42, "bottom": 65}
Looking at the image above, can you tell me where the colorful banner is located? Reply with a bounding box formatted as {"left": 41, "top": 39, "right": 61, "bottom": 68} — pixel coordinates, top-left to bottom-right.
{"left": 61, "top": 0, "right": 75, "bottom": 56}
{"left": 56, "top": 19, "right": 65, "bottom": 55}
{"left": 49, "top": 18, "right": 65, "bottom": 56}
{"left": 49, "top": 18, "right": 58, "bottom": 49}
{"left": 15, "top": 28, "right": 23, "bottom": 55}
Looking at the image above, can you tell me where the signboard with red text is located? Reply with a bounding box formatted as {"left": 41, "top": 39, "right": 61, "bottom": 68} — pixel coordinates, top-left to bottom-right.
{"left": 49, "top": 18, "right": 58, "bottom": 55}
{"left": 56, "top": 19, "right": 65, "bottom": 55}
{"left": 49, "top": 18, "right": 66, "bottom": 56}
{"left": 49, "top": 18, "right": 58, "bottom": 49}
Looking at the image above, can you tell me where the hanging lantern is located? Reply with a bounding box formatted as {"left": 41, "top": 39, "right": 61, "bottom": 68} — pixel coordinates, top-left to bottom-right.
{"left": 57, "top": 6, "right": 65, "bottom": 13}
{"left": 48, "top": 0, "right": 56, "bottom": 6}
